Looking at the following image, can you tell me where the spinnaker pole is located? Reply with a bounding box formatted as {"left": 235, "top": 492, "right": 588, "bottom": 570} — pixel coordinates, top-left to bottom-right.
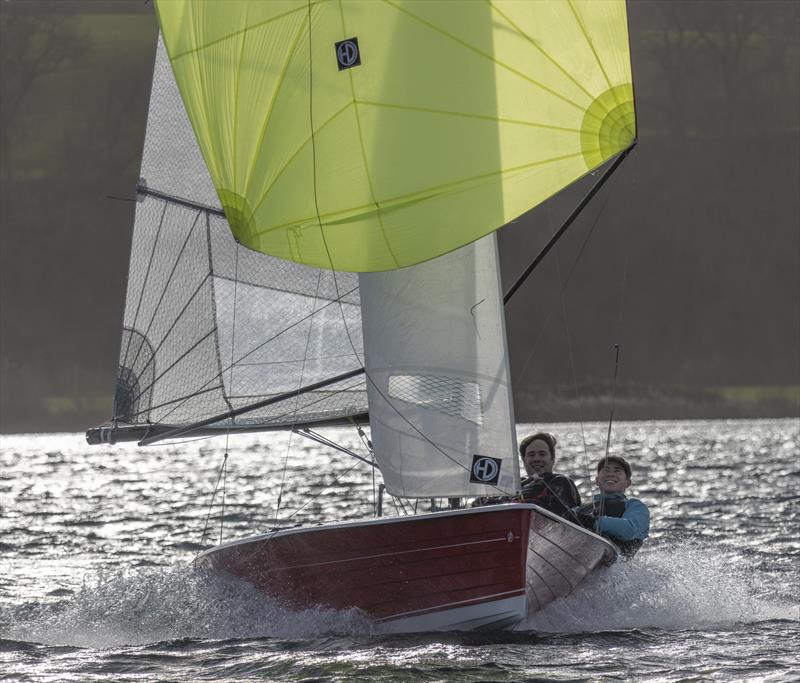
{"left": 503, "top": 142, "right": 636, "bottom": 305}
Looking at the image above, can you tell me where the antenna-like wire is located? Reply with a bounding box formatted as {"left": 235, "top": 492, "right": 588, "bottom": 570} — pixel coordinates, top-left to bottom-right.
{"left": 598, "top": 343, "right": 621, "bottom": 520}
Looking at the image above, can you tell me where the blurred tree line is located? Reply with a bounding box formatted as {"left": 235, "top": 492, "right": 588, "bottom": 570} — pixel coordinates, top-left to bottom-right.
{"left": 502, "top": 0, "right": 799, "bottom": 419}
{"left": 0, "top": 0, "right": 798, "bottom": 431}
{"left": 0, "top": 1, "right": 157, "bottom": 431}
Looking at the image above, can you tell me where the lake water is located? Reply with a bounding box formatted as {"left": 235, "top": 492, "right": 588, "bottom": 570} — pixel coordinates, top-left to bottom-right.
{"left": 2, "top": 419, "right": 798, "bottom": 681}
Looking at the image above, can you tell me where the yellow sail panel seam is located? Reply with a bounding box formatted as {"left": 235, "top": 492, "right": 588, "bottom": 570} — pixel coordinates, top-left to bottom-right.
{"left": 182, "top": 7, "right": 223, "bottom": 189}
{"left": 384, "top": 0, "right": 586, "bottom": 114}
{"left": 338, "top": 0, "right": 401, "bottom": 269}
{"left": 621, "top": 2, "right": 637, "bottom": 140}
{"left": 487, "top": 1, "right": 596, "bottom": 103}
{"left": 566, "top": 0, "right": 614, "bottom": 98}
{"left": 252, "top": 101, "right": 355, "bottom": 217}
{"left": 166, "top": 4, "right": 307, "bottom": 61}
{"left": 252, "top": 150, "right": 586, "bottom": 238}
{"left": 243, "top": 18, "right": 309, "bottom": 200}
{"left": 354, "top": 99, "right": 584, "bottom": 133}
{"left": 232, "top": 4, "right": 250, "bottom": 192}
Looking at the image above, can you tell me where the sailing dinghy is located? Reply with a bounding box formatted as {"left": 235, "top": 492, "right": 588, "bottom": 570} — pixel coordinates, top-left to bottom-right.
{"left": 87, "top": 0, "right": 636, "bottom": 631}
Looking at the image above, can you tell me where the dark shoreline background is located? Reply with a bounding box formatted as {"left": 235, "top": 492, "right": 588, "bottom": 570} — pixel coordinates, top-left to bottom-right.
{"left": 1, "top": 1, "right": 798, "bottom": 433}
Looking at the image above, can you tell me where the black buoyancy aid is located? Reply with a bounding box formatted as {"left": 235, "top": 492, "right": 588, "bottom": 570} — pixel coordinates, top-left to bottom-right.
{"left": 523, "top": 473, "right": 578, "bottom": 517}
{"left": 576, "top": 497, "right": 643, "bottom": 558}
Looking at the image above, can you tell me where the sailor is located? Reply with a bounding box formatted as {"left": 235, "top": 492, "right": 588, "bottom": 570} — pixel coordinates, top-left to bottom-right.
{"left": 518, "top": 432, "right": 582, "bottom": 517}
{"left": 573, "top": 455, "right": 650, "bottom": 557}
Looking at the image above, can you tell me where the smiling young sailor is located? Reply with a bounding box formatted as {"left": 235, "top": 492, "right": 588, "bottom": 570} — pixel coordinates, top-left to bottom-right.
{"left": 517, "top": 432, "right": 582, "bottom": 517}
{"left": 573, "top": 456, "right": 650, "bottom": 557}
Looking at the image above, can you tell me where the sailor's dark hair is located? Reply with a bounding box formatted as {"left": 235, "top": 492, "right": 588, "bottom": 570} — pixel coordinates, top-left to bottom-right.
{"left": 596, "top": 456, "right": 632, "bottom": 479}
{"left": 518, "top": 432, "right": 557, "bottom": 459}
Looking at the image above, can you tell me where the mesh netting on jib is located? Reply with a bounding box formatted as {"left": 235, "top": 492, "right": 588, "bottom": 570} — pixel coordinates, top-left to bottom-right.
{"left": 113, "top": 37, "right": 366, "bottom": 430}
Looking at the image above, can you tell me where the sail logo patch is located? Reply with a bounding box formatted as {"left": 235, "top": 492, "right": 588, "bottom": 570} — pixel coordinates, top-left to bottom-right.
{"left": 470, "top": 455, "right": 501, "bottom": 485}
{"left": 335, "top": 37, "right": 361, "bottom": 70}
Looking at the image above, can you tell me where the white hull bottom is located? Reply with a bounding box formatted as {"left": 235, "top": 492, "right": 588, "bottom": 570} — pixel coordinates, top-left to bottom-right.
{"left": 379, "top": 594, "right": 526, "bottom": 633}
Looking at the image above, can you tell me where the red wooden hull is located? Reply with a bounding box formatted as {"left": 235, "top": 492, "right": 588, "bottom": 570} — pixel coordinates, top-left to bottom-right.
{"left": 200, "top": 504, "right": 617, "bottom": 631}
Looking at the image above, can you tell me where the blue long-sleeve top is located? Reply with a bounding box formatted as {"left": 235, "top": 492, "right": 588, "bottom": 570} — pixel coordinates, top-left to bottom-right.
{"left": 591, "top": 492, "right": 650, "bottom": 541}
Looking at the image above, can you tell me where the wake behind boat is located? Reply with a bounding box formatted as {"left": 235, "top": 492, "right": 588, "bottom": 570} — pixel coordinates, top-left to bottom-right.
{"left": 87, "top": 0, "right": 637, "bottom": 633}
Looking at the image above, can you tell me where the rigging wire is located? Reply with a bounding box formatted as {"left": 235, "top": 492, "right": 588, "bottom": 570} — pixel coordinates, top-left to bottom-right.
{"left": 598, "top": 188, "right": 632, "bottom": 519}
{"left": 225, "top": 242, "right": 241, "bottom": 414}
{"left": 598, "top": 344, "right": 621, "bottom": 520}
{"left": 217, "top": 243, "right": 241, "bottom": 544}
{"left": 279, "top": 460, "right": 362, "bottom": 523}
{"left": 603, "top": 344, "right": 622, "bottom": 464}
{"left": 219, "top": 450, "right": 228, "bottom": 544}
{"left": 230, "top": 455, "right": 364, "bottom": 568}
{"left": 350, "top": 417, "right": 380, "bottom": 517}
{"left": 138, "top": 371, "right": 364, "bottom": 446}
{"left": 371, "top": 450, "right": 377, "bottom": 515}
{"left": 138, "top": 434, "right": 218, "bottom": 447}
{"left": 512, "top": 180, "right": 618, "bottom": 385}
{"left": 295, "top": 427, "right": 377, "bottom": 468}
{"left": 195, "top": 450, "right": 228, "bottom": 562}
{"left": 119, "top": 210, "right": 204, "bottom": 402}
{"left": 274, "top": 271, "right": 324, "bottom": 524}
{"left": 393, "top": 496, "right": 411, "bottom": 516}
{"left": 554, "top": 251, "right": 592, "bottom": 486}
{"left": 225, "top": 453, "right": 365, "bottom": 569}
{"left": 308, "top": 416, "right": 417, "bottom": 515}
{"left": 513, "top": 164, "right": 626, "bottom": 488}
{"left": 119, "top": 201, "right": 169, "bottom": 376}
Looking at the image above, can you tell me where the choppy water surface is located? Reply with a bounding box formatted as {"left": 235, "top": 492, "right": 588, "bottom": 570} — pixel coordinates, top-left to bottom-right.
{"left": 1, "top": 419, "right": 798, "bottom": 681}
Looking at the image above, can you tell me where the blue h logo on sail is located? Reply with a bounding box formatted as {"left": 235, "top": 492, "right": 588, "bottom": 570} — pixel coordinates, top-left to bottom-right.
{"left": 470, "top": 455, "right": 501, "bottom": 484}
{"left": 335, "top": 37, "right": 361, "bottom": 70}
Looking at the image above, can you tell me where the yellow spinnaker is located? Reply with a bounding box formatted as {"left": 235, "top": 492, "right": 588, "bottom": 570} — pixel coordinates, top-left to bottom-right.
{"left": 155, "top": 0, "right": 635, "bottom": 272}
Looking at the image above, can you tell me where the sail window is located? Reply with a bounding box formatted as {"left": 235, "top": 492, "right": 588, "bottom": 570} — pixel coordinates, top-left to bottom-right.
{"left": 387, "top": 373, "right": 483, "bottom": 426}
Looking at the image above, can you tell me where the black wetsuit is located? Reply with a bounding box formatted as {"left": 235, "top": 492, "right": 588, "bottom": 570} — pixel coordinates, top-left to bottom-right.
{"left": 521, "top": 473, "right": 582, "bottom": 519}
